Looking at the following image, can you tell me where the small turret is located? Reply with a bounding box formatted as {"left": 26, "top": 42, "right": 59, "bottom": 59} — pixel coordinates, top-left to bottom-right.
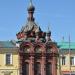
{"left": 46, "top": 26, "right": 51, "bottom": 42}
{"left": 35, "top": 26, "right": 41, "bottom": 41}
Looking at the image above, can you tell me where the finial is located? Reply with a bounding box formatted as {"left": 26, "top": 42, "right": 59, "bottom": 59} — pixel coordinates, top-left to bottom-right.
{"left": 30, "top": 0, "right": 32, "bottom": 3}
{"left": 28, "top": 0, "right": 35, "bottom": 10}
{"left": 46, "top": 24, "right": 51, "bottom": 37}
{"left": 48, "top": 25, "right": 50, "bottom": 32}
{"left": 30, "top": 0, "right": 32, "bottom": 5}
{"left": 45, "top": 25, "right": 51, "bottom": 42}
{"left": 62, "top": 36, "right": 64, "bottom": 42}
{"left": 47, "top": 25, "right": 51, "bottom": 33}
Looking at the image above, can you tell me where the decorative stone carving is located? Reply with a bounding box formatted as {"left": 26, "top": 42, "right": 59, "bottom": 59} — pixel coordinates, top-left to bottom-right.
{"left": 2, "top": 70, "right": 13, "bottom": 75}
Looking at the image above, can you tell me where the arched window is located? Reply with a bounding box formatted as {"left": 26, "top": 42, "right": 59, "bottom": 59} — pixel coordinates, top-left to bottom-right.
{"left": 46, "top": 62, "right": 52, "bottom": 75}
{"left": 35, "top": 46, "right": 41, "bottom": 53}
{"left": 24, "top": 46, "right": 30, "bottom": 53}
{"left": 22, "top": 62, "right": 29, "bottom": 75}
{"left": 46, "top": 47, "right": 51, "bottom": 53}
{"left": 34, "top": 62, "right": 41, "bottom": 75}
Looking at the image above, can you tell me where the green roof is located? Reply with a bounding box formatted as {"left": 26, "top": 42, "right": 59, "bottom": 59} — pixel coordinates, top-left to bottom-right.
{"left": 0, "top": 41, "right": 16, "bottom": 48}
{"left": 0, "top": 41, "right": 75, "bottom": 49}
{"left": 57, "top": 42, "right": 75, "bottom": 49}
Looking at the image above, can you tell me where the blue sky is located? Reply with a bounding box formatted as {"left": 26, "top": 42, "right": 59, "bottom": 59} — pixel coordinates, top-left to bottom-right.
{"left": 0, "top": 0, "right": 75, "bottom": 42}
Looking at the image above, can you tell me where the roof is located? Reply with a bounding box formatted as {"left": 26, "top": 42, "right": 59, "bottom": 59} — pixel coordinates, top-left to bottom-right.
{"left": 0, "top": 41, "right": 17, "bottom": 48}
{"left": 1, "top": 41, "right": 75, "bottom": 49}
{"left": 57, "top": 42, "right": 75, "bottom": 49}
{"left": 21, "top": 21, "right": 41, "bottom": 33}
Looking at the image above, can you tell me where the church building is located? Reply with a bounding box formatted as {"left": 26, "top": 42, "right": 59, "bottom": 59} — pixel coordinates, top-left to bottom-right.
{"left": 16, "top": 1, "right": 58, "bottom": 75}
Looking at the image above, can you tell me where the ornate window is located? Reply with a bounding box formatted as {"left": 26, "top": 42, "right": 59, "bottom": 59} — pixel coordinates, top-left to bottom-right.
{"left": 46, "top": 62, "right": 52, "bottom": 75}
{"left": 22, "top": 62, "right": 29, "bottom": 75}
{"left": 24, "top": 46, "right": 30, "bottom": 53}
{"left": 35, "top": 46, "right": 41, "bottom": 53}
{"left": 47, "top": 47, "right": 51, "bottom": 53}
{"left": 34, "top": 62, "right": 41, "bottom": 75}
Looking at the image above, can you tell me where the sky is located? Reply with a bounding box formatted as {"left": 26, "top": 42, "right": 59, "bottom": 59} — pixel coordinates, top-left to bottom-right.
{"left": 0, "top": 0, "right": 75, "bottom": 42}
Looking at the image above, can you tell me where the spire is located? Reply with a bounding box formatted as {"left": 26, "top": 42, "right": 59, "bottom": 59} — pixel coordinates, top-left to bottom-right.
{"left": 30, "top": 0, "right": 32, "bottom": 6}
{"left": 46, "top": 25, "right": 51, "bottom": 36}
{"left": 27, "top": 0, "right": 35, "bottom": 21}
{"left": 46, "top": 25, "right": 51, "bottom": 42}
{"left": 62, "top": 36, "right": 64, "bottom": 43}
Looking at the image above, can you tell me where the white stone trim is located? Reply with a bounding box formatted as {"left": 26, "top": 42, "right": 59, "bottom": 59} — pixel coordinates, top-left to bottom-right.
{"left": 74, "top": 56, "right": 75, "bottom": 65}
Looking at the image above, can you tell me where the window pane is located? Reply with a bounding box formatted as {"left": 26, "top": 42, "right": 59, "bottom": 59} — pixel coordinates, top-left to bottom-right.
{"left": 22, "top": 62, "right": 29, "bottom": 75}
{"left": 62, "top": 56, "right": 65, "bottom": 65}
{"left": 70, "top": 57, "right": 74, "bottom": 65}
{"left": 46, "top": 62, "right": 52, "bottom": 75}
{"left": 6, "top": 54, "right": 11, "bottom": 65}
{"left": 34, "top": 62, "right": 41, "bottom": 75}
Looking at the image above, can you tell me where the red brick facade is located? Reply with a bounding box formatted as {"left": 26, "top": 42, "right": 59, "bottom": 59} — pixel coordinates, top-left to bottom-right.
{"left": 19, "top": 42, "right": 58, "bottom": 75}
{"left": 17, "top": 1, "right": 58, "bottom": 75}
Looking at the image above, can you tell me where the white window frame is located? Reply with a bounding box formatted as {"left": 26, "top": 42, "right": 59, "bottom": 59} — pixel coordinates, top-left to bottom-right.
{"left": 4, "top": 53, "right": 13, "bottom": 65}
{"left": 74, "top": 56, "right": 75, "bottom": 65}
{"left": 70, "top": 56, "right": 75, "bottom": 66}
{"left": 61, "top": 56, "right": 66, "bottom": 65}
{"left": 70, "top": 56, "right": 74, "bottom": 65}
